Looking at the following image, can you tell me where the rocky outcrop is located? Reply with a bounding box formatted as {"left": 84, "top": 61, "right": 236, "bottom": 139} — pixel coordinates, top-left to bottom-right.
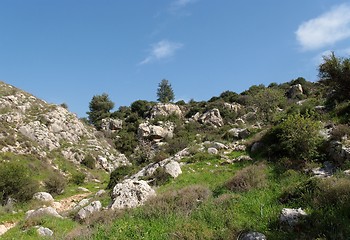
{"left": 101, "top": 118, "right": 122, "bottom": 132}
{"left": 0, "top": 81, "right": 129, "bottom": 172}
{"left": 150, "top": 103, "right": 182, "bottom": 118}
{"left": 227, "top": 128, "right": 250, "bottom": 139}
{"left": 138, "top": 121, "right": 174, "bottom": 141}
{"left": 76, "top": 201, "right": 102, "bottom": 221}
{"left": 110, "top": 179, "right": 156, "bottom": 209}
{"left": 198, "top": 109, "right": 224, "bottom": 128}
{"left": 223, "top": 102, "right": 242, "bottom": 113}
{"left": 287, "top": 84, "right": 303, "bottom": 98}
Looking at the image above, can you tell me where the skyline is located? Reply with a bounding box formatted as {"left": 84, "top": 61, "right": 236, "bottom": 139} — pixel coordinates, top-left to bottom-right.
{"left": 1, "top": 0, "right": 350, "bottom": 117}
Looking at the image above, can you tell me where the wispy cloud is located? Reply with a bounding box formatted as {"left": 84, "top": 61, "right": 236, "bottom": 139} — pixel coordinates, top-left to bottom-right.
{"left": 296, "top": 4, "right": 350, "bottom": 51}
{"left": 171, "top": 0, "right": 198, "bottom": 9}
{"left": 139, "top": 40, "right": 183, "bottom": 65}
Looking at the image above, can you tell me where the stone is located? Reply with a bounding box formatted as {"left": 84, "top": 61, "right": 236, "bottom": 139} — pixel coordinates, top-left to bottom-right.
{"left": 73, "top": 199, "right": 91, "bottom": 210}
{"left": 198, "top": 109, "right": 224, "bottom": 128}
{"left": 138, "top": 122, "right": 174, "bottom": 141}
{"left": 223, "top": 102, "right": 242, "bottom": 113}
{"left": 26, "top": 207, "right": 62, "bottom": 220}
{"left": 76, "top": 201, "right": 102, "bottom": 221}
{"left": 111, "top": 179, "right": 156, "bottom": 209}
{"left": 208, "top": 147, "right": 219, "bottom": 155}
{"left": 77, "top": 187, "right": 90, "bottom": 192}
{"left": 164, "top": 160, "right": 182, "bottom": 178}
{"left": 33, "top": 192, "right": 54, "bottom": 203}
{"left": 280, "top": 208, "right": 307, "bottom": 226}
{"left": 37, "top": 226, "right": 54, "bottom": 237}
{"left": 101, "top": 118, "right": 122, "bottom": 132}
{"left": 150, "top": 103, "right": 182, "bottom": 118}
{"left": 0, "top": 225, "right": 8, "bottom": 236}
{"left": 95, "top": 190, "right": 106, "bottom": 197}
{"left": 287, "top": 84, "right": 303, "bottom": 98}
{"left": 228, "top": 128, "right": 249, "bottom": 139}
{"left": 239, "top": 231, "right": 267, "bottom": 240}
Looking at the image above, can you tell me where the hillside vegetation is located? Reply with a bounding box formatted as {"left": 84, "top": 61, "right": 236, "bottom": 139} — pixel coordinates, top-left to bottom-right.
{"left": 1, "top": 53, "right": 350, "bottom": 239}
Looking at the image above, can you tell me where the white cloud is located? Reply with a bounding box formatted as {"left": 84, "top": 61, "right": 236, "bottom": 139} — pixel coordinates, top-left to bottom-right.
{"left": 140, "top": 40, "right": 183, "bottom": 65}
{"left": 296, "top": 4, "right": 350, "bottom": 51}
{"left": 171, "top": 0, "right": 198, "bottom": 10}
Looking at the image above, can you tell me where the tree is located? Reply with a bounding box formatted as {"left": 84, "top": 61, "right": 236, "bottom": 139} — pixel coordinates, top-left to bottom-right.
{"left": 87, "top": 93, "right": 115, "bottom": 129}
{"left": 157, "top": 79, "right": 175, "bottom": 103}
{"left": 319, "top": 52, "right": 350, "bottom": 102}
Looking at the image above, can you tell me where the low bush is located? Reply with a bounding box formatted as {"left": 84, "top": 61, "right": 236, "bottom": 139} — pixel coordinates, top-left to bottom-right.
{"left": 44, "top": 172, "right": 67, "bottom": 195}
{"left": 146, "top": 167, "right": 172, "bottom": 186}
{"left": 225, "top": 164, "right": 267, "bottom": 192}
{"left": 70, "top": 172, "right": 86, "bottom": 185}
{"left": 144, "top": 185, "right": 212, "bottom": 217}
{"left": 81, "top": 155, "right": 96, "bottom": 169}
{"left": 0, "top": 161, "right": 39, "bottom": 204}
{"left": 107, "top": 165, "right": 134, "bottom": 189}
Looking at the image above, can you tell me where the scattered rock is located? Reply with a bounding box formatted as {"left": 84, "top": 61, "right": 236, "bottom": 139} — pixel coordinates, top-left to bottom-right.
{"left": 138, "top": 121, "right": 174, "bottom": 141}
{"left": 164, "top": 160, "right": 182, "bottom": 178}
{"left": 223, "top": 102, "right": 242, "bottom": 113}
{"left": 101, "top": 118, "right": 122, "bottom": 132}
{"left": 33, "top": 192, "right": 54, "bottom": 203}
{"left": 227, "top": 128, "right": 249, "bottom": 139}
{"left": 234, "top": 155, "right": 253, "bottom": 162}
{"left": 208, "top": 147, "right": 219, "bottom": 155}
{"left": 311, "top": 161, "right": 334, "bottom": 178}
{"left": 77, "top": 187, "right": 90, "bottom": 192}
{"left": 95, "top": 190, "right": 106, "bottom": 197}
{"left": 198, "top": 109, "right": 224, "bottom": 128}
{"left": 111, "top": 179, "right": 156, "bottom": 209}
{"left": 76, "top": 201, "right": 102, "bottom": 221}
{"left": 37, "top": 226, "right": 54, "bottom": 237}
{"left": 280, "top": 208, "right": 307, "bottom": 226}
{"left": 26, "top": 207, "right": 62, "bottom": 220}
{"left": 238, "top": 231, "right": 267, "bottom": 240}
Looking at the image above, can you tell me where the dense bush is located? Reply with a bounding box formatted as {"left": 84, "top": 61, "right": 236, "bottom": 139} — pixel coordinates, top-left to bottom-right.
{"left": 44, "top": 172, "right": 67, "bottom": 195}
{"left": 225, "top": 164, "right": 267, "bottom": 192}
{"left": 81, "top": 154, "right": 96, "bottom": 169}
{"left": 0, "top": 161, "right": 39, "bottom": 204}
{"left": 263, "top": 113, "right": 322, "bottom": 161}
{"left": 107, "top": 165, "right": 134, "bottom": 189}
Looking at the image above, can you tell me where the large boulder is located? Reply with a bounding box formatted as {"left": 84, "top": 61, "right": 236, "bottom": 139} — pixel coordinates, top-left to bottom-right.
{"left": 198, "top": 109, "right": 224, "bottom": 128}
{"left": 101, "top": 118, "right": 122, "bottom": 132}
{"left": 164, "top": 160, "right": 182, "bottom": 178}
{"left": 227, "top": 128, "right": 250, "bottom": 139}
{"left": 76, "top": 201, "right": 102, "bottom": 221}
{"left": 25, "top": 207, "right": 62, "bottom": 220}
{"left": 138, "top": 122, "right": 174, "bottom": 141}
{"left": 111, "top": 179, "right": 156, "bottom": 209}
{"left": 287, "top": 84, "right": 303, "bottom": 98}
{"left": 150, "top": 103, "right": 182, "bottom": 118}
{"left": 33, "top": 192, "right": 54, "bottom": 203}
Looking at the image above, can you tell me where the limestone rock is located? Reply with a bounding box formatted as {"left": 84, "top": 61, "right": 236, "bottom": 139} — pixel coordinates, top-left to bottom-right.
{"left": 33, "top": 192, "right": 54, "bottom": 203}
{"left": 287, "top": 84, "right": 303, "bottom": 98}
{"left": 138, "top": 122, "right": 174, "bottom": 141}
{"left": 0, "top": 225, "right": 8, "bottom": 236}
{"left": 26, "top": 207, "right": 62, "bottom": 220}
{"left": 198, "top": 109, "right": 224, "bottom": 128}
{"left": 111, "top": 179, "right": 156, "bottom": 209}
{"left": 76, "top": 201, "right": 102, "bottom": 221}
{"left": 208, "top": 147, "right": 218, "bottom": 155}
{"left": 37, "top": 226, "right": 53, "bottom": 237}
{"left": 280, "top": 208, "right": 307, "bottom": 226}
{"left": 223, "top": 102, "right": 242, "bottom": 113}
{"left": 150, "top": 103, "right": 182, "bottom": 118}
{"left": 164, "top": 160, "right": 182, "bottom": 178}
{"left": 101, "top": 118, "right": 122, "bottom": 132}
{"left": 239, "top": 232, "right": 267, "bottom": 240}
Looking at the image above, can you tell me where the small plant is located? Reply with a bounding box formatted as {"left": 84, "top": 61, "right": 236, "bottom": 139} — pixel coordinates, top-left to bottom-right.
{"left": 70, "top": 172, "right": 86, "bottom": 185}
{"left": 0, "top": 161, "right": 39, "bottom": 204}
{"left": 81, "top": 154, "right": 96, "bottom": 169}
{"left": 44, "top": 172, "right": 67, "bottom": 195}
{"left": 225, "top": 164, "right": 267, "bottom": 192}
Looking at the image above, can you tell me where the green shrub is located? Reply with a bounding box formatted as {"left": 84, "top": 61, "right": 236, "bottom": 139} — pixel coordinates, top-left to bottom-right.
{"left": 188, "top": 152, "right": 216, "bottom": 163}
{"left": 263, "top": 113, "right": 322, "bottom": 161}
{"left": 330, "top": 124, "right": 350, "bottom": 141}
{"left": 70, "top": 172, "right": 86, "bottom": 185}
{"left": 0, "top": 161, "right": 39, "bottom": 204}
{"left": 107, "top": 165, "right": 134, "bottom": 189}
{"left": 145, "top": 167, "right": 172, "bottom": 186}
{"left": 44, "top": 172, "right": 67, "bottom": 195}
{"left": 81, "top": 155, "right": 96, "bottom": 169}
{"left": 225, "top": 164, "right": 267, "bottom": 192}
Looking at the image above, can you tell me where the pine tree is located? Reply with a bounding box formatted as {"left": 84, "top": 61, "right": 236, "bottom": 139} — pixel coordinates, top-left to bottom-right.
{"left": 157, "top": 79, "right": 175, "bottom": 103}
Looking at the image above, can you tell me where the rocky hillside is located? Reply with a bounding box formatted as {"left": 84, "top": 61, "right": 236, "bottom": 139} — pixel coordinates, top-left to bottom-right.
{"left": 0, "top": 81, "right": 129, "bottom": 172}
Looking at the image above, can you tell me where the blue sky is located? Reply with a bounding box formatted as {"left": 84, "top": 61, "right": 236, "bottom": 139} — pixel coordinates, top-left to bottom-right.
{"left": 1, "top": 0, "right": 350, "bottom": 117}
